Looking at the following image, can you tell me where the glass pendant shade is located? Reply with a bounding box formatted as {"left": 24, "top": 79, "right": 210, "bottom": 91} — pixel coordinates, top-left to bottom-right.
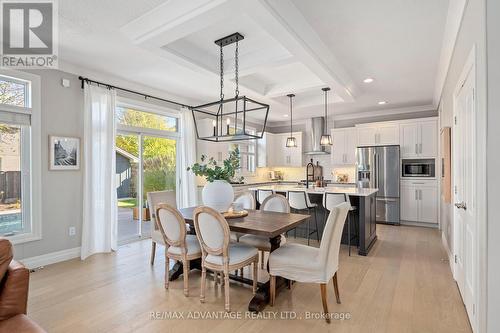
{"left": 320, "top": 134, "right": 333, "bottom": 146}
{"left": 286, "top": 136, "right": 297, "bottom": 147}
{"left": 285, "top": 93, "right": 296, "bottom": 148}
{"left": 321, "top": 87, "right": 333, "bottom": 146}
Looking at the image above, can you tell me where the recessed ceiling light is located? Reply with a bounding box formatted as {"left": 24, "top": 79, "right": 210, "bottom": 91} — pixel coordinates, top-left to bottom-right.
{"left": 363, "top": 77, "right": 374, "bottom": 83}
{"left": 378, "top": 101, "right": 388, "bottom": 105}
{"left": 283, "top": 114, "right": 289, "bottom": 117}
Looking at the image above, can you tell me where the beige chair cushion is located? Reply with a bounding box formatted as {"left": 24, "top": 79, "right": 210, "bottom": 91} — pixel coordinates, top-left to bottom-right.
{"left": 167, "top": 235, "right": 202, "bottom": 256}
{"left": 206, "top": 243, "right": 257, "bottom": 266}
{"left": 238, "top": 234, "right": 286, "bottom": 251}
{"left": 269, "top": 243, "right": 323, "bottom": 283}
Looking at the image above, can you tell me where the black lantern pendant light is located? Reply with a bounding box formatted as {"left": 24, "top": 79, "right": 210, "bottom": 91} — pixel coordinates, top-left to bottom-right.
{"left": 191, "top": 33, "right": 270, "bottom": 142}
{"left": 285, "top": 94, "right": 297, "bottom": 147}
{"left": 320, "top": 87, "right": 333, "bottom": 146}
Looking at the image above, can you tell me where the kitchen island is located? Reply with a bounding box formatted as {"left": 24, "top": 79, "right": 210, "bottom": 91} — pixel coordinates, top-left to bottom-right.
{"left": 247, "top": 185, "right": 378, "bottom": 256}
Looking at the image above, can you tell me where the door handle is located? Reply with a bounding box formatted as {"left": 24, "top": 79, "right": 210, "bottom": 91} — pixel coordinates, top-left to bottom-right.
{"left": 454, "top": 202, "right": 467, "bottom": 210}
{"left": 418, "top": 143, "right": 422, "bottom": 154}
{"left": 415, "top": 144, "right": 418, "bottom": 154}
{"left": 415, "top": 189, "right": 418, "bottom": 200}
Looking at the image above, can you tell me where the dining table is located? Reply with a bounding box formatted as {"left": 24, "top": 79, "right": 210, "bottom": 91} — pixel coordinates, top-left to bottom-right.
{"left": 171, "top": 207, "right": 311, "bottom": 312}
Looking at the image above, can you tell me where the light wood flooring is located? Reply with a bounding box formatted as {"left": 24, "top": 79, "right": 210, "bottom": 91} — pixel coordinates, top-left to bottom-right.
{"left": 27, "top": 224, "right": 472, "bottom": 333}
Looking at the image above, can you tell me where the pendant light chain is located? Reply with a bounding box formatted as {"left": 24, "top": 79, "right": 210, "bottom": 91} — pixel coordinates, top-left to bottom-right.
{"left": 219, "top": 44, "right": 224, "bottom": 101}
{"left": 290, "top": 95, "right": 293, "bottom": 136}
{"left": 324, "top": 88, "right": 328, "bottom": 129}
{"left": 235, "top": 40, "right": 239, "bottom": 98}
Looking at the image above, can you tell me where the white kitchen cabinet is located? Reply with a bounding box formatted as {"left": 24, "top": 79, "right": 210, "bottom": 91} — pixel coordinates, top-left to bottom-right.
{"left": 401, "top": 185, "right": 419, "bottom": 221}
{"left": 419, "top": 121, "right": 438, "bottom": 157}
{"left": 331, "top": 127, "right": 357, "bottom": 165}
{"left": 356, "top": 122, "right": 399, "bottom": 146}
{"left": 257, "top": 132, "right": 302, "bottom": 167}
{"left": 400, "top": 180, "right": 438, "bottom": 224}
{"left": 400, "top": 120, "right": 437, "bottom": 158}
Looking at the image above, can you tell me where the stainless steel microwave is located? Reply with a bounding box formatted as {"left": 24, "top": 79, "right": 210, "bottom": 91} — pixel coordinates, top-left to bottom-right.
{"left": 402, "top": 159, "right": 435, "bottom": 178}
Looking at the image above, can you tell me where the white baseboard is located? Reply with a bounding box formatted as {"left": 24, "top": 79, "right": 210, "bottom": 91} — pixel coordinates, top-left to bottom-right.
{"left": 19, "top": 247, "right": 81, "bottom": 269}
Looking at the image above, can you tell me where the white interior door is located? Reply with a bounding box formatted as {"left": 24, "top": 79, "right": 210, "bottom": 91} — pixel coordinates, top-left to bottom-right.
{"left": 453, "top": 65, "right": 476, "bottom": 326}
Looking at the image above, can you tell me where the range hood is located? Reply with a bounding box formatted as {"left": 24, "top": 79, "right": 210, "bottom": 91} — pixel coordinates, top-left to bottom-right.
{"left": 304, "top": 117, "right": 330, "bottom": 155}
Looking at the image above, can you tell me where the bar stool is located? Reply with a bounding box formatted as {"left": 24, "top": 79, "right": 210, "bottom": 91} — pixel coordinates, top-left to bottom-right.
{"left": 323, "top": 192, "right": 357, "bottom": 256}
{"left": 288, "top": 191, "right": 320, "bottom": 245}
{"left": 256, "top": 189, "right": 274, "bottom": 206}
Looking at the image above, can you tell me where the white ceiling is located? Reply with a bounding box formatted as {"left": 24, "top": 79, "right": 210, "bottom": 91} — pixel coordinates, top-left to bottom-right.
{"left": 58, "top": 0, "right": 450, "bottom": 124}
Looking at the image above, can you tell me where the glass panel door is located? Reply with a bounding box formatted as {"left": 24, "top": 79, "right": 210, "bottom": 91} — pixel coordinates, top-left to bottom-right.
{"left": 116, "top": 133, "right": 141, "bottom": 242}
{"left": 143, "top": 135, "right": 176, "bottom": 238}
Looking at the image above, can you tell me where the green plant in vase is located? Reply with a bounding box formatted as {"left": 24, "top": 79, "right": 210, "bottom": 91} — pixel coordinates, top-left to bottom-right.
{"left": 187, "top": 147, "right": 244, "bottom": 183}
{"left": 187, "top": 147, "right": 244, "bottom": 212}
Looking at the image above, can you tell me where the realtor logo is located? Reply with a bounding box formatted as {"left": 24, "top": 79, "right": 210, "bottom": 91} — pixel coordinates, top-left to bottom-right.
{"left": 1, "top": 0, "right": 58, "bottom": 68}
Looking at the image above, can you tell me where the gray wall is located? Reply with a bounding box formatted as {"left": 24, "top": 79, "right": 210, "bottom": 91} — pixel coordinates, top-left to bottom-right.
{"left": 14, "top": 69, "right": 84, "bottom": 259}
{"left": 487, "top": 0, "right": 500, "bottom": 330}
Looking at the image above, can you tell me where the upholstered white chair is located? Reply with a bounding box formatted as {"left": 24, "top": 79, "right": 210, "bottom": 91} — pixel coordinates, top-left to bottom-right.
{"left": 256, "top": 189, "right": 274, "bottom": 205}
{"left": 323, "top": 193, "right": 357, "bottom": 256}
{"left": 239, "top": 194, "right": 289, "bottom": 268}
{"left": 193, "top": 206, "right": 259, "bottom": 312}
{"left": 269, "top": 202, "right": 350, "bottom": 323}
{"left": 156, "top": 204, "right": 202, "bottom": 296}
{"left": 288, "top": 190, "right": 320, "bottom": 245}
{"left": 231, "top": 191, "right": 256, "bottom": 242}
{"left": 147, "top": 190, "right": 177, "bottom": 265}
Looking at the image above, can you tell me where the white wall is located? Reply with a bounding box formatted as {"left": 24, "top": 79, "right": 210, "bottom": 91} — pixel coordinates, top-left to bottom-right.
{"left": 486, "top": 0, "right": 500, "bottom": 331}
{"left": 438, "top": 0, "right": 490, "bottom": 331}
{"left": 438, "top": 0, "right": 487, "bottom": 262}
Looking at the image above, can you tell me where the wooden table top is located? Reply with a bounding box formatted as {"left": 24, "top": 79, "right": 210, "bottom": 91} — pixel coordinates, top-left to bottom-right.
{"left": 179, "top": 207, "right": 310, "bottom": 238}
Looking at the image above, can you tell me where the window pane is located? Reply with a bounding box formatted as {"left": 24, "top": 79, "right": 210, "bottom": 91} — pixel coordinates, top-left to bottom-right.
{"left": 0, "top": 77, "right": 27, "bottom": 107}
{"left": 116, "top": 107, "right": 178, "bottom": 132}
{"left": 116, "top": 134, "right": 140, "bottom": 242}
{"left": 0, "top": 124, "right": 23, "bottom": 236}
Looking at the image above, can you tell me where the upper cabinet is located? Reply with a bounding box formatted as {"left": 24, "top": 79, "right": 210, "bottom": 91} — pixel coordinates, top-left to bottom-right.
{"left": 356, "top": 122, "right": 399, "bottom": 146}
{"left": 400, "top": 120, "right": 437, "bottom": 158}
{"left": 258, "top": 132, "right": 302, "bottom": 168}
{"left": 331, "top": 127, "right": 357, "bottom": 165}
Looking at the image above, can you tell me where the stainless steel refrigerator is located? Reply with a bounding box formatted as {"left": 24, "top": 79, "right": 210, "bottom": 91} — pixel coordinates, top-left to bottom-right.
{"left": 356, "top": 145, "right": 400, "bottom": 225}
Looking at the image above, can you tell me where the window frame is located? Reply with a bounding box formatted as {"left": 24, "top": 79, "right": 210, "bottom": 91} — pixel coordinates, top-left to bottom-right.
{"left": 0, "top": 69, "right": 42, "bottom": 244}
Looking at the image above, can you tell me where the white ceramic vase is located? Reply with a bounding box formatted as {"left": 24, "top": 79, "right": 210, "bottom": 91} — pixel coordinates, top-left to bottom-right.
{"left": 202, "top": 180, "right": 234, "bottom": 212}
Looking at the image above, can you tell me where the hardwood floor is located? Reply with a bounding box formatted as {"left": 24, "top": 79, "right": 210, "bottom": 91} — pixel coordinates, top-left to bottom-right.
{"left": 27, "top": 225, "right": 472, "bottom": 333}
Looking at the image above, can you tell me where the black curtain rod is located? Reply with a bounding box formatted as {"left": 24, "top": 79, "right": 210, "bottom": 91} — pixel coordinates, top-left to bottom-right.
{"left": 78, "top": 76, "right": 192, "bottom": 109}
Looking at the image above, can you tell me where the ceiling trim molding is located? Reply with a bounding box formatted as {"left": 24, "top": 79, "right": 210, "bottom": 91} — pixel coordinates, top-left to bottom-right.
{"left": 267, "top": 104, "right": 436, "bottom": 127}
{"left": 433, "top": 0, "right": 468, "bottom": 106}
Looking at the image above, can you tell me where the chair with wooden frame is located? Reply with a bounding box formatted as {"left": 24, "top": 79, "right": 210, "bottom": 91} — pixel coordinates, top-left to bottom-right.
{"left": 156, "top": 203, "right": 202, "bottom": 297}
{"left": 269, "top": 202, "right": 350, "bottom": 323}
{"left": 239, "top": 194, "right": 289, "bottom": 268}
{"left": 147, "top": 190, "right": 177, "bottom": 265}
{"left": 193, "top": 206, "right": 259, "bottom": 312}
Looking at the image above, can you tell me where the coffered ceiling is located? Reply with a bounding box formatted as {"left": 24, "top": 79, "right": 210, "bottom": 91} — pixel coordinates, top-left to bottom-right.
{"left": 58, "top": 0, "right": 450, "bottom": 124}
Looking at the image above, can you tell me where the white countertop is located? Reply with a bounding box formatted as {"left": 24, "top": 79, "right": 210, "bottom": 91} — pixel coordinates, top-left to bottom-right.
{"left": 247, "top": 185, "right": 379, "bottom": 197}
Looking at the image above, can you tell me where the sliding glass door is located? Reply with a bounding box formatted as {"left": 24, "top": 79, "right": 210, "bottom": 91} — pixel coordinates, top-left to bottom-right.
{"left": 115, "top": 104, "right": 179, "bottom": 243}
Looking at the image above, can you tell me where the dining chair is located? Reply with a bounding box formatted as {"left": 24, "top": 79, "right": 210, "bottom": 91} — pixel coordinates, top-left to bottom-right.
{"left": 232, "top": 191, "right": 256, "bottom": 241}
{"left": 269, "top": 202, "right": 350, "bottom": 323}
{"left": 193, "top": 206, "right": 259, "bottom": 312}
{"left": 156, "top": 203, "right": 202, "bottom": 296}
{"left": 256, "top": 189, "right": 274, "bottom": 206}
{"left": 147, "top": 190, "right": 177, "bottom": 265}
{"left": 323, "top": 192, "right": 357, "bottom": 256}
{"left": 238, "top": 194, "right": 289, "bottom": 268}
{"left": 288, "top": 190, "right": 320, "bottom": 245}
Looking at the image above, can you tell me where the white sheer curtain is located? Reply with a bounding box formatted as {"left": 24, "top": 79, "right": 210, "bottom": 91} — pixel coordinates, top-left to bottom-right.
{"left": 81, "top": 84, "right": 118, "bottom": 260}
{"left": 177, "top": 108, "right": 198, "bottom": 208}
